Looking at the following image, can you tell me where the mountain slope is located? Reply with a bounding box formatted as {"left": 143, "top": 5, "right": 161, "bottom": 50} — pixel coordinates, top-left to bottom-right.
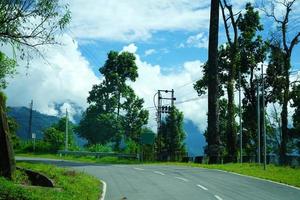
{"left": 8, "top": 107, "right": 59, "bottom": 140}
{"left": 184, "top": 120, "right": 206, "bottom": 157}
{"left": 8, "top": 106, "right": 205, "bottom": 155}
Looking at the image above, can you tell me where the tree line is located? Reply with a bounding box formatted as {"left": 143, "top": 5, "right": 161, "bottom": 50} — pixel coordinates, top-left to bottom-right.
{"left": 203, "top": 0, "right": 300, "bottom": 164}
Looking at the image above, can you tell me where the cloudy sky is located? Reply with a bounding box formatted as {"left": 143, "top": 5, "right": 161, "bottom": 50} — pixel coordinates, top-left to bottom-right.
{"left": 4, "top": 0, "right": 300, "bottom": 132}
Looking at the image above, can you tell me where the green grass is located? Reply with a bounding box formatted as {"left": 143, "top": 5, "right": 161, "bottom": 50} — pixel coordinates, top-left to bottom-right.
{"left": 0, "top": 162, "right": 101, "bottom": 200}
{"left": 156, "top": 162, "right": 300, "bottom": 188}
{"left": 17, "top": 152, "right": 140, "bottom": 164}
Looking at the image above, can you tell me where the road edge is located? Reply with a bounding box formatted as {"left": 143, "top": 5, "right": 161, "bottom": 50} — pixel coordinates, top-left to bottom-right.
{"left": 100, "top": 180, "right": 107, "bottom": 200}
{"left": 210, "top": 168, "right": 300, "bottom": 191}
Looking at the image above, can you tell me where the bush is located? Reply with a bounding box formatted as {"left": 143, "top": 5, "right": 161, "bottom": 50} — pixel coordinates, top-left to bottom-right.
{"left": 123, "top": 139, "right": 139, "bottom": 154}
{"left": 87, "top": 144, "right": 112, "bottom": 152}
{"left": 17, "top": 140, "right": 52, "bottom": 153}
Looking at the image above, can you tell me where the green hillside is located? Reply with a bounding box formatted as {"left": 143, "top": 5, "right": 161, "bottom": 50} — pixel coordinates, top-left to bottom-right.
{"left": 7, "top": 107, "right": 59, "bottom": 140}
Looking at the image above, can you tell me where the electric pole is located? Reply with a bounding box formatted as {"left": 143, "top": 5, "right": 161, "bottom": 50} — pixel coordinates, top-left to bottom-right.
{"left": 261, "top": 64, "right": 266, "bottom": 170}
{"left": 257, "top": 76, "right": 261, "bottom": 164}
{"left": 171, "top": 89, "right": 174, "bottom": 107}
{"left": 239, "top": 71, "right": 243, "bottom": 163}
{"left": 28, "top": 100, "right": 33, "bottom": 140}
{"left": 155, "top": 89, "right": 176, "bottom": 160}
{"left": 65, "top": 108, "right": 68, "bottom": 151}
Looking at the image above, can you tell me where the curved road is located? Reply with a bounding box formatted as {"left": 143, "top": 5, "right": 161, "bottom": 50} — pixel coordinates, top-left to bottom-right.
{"left": 17, "top": 157, "right": 300, "bottom": 200}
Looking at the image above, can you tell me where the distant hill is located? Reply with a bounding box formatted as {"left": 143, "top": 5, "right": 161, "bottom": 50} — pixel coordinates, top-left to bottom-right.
{"left": 8, "top": 106, "right": 60, "bottom": 140}
{"left": 184, "top": 120, "right": 206, "bottom": 157}
{"left": 7, "top": 106, "right": 206, "bottom": 154}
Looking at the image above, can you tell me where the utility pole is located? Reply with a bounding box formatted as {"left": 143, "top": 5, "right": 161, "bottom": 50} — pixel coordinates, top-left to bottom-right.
{"left": 65, "top": 108, "right": 68, "bottom": 151}
{"left": 257, "top": 76, "right": 261, "bottom": 164}
{"left": 155, "top": 89, "right": 176, "bottom": 160}
{"left": 171, "top": 89, "right": 175, "bottom": 107}
{"left": 157, "top": 91, "right": 161, "bottom": 160}
{"left": 261, "top": 64, "right": 266, "bottom": 170}
{"left": 239, "top": 71, "right": 243, "bottom": 163}
{"left": 28, "top": 100, "right": 33, "bottom": 140}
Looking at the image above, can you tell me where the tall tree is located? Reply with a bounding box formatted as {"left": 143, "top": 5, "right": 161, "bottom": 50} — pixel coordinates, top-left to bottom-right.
{"left": 206, "top": 0, "right": 221, "bottom": 164}
{"left": 218, "top": 0, "right": 241, "bottom": 162}
{"left": 196, "top": 2, "right": 266, "bottom": 161}
{"left": 0, "top": 0, "right": 70, "bottom": 179}
{"left": 238, "top": 3, "right": 268, "bottom": 157}
{"left": 291, "top": 84, "right": 300, "bottom": 154}
{"left": 78, "top": 51, "right": 148, "bottom": 149}
{"left": 263, "top": 0, "right": 300, "bottom": 164}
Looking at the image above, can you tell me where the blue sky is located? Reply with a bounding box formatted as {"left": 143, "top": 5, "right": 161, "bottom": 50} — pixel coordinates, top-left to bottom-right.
{"left": 4, "top": 0, "right": 300, "bottom": 131}
{"left": 77, "top": 30, "right": 209, "bottom": 76}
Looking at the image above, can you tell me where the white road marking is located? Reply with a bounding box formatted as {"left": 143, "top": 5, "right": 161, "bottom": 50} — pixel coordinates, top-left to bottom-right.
{"left": 174, "top": 177, "right": 189, "bottom": 182}
{"left": 100, "top": 180, "right": 107, "bottom": 200}
{"left": 154, "top": 171, "right": 165, "bottom": 175}
{"left": 214, "top": 195, "right": 223, "bottom": 200}
{"left": 197, "top": 184, "right": 208, "bottom": 191}
{"left": 133, "top": 167, "right": 144, "bottom": 171}
{"left": 206, "top": 168, "right": 300, "bottom": 191}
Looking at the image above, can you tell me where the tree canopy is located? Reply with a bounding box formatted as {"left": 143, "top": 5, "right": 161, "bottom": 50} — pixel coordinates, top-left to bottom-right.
{"left": 78, "top": 51, "right": 149, "bottom": 149}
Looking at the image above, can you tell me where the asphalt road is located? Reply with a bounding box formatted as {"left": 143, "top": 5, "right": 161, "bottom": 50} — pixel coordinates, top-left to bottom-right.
{"left": 17, "top": 157, "right": 300, "bottom": 200}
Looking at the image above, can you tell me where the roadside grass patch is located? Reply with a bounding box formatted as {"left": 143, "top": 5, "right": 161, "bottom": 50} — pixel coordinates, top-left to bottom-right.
{"left": 0, "top": 162, "right": 101, "bottom": 200}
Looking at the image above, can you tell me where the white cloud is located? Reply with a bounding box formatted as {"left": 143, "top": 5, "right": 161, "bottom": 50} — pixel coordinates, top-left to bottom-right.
{"left": 4, "top": 34, "right": 99, "bottom": 120}
{"left": 121, "top": 43, "right": 207, "bottom": 132}
{"left": 144, "top": 49, "right": 156, "bottom": 56}
{"left": 181, "top": 32, "right": 208, "bottom": 49}
{"left": 122, "top": 43, "right": 138, "bottom": 54}
{"left": 66, "top": 0, "right": 211, "bottom": 42}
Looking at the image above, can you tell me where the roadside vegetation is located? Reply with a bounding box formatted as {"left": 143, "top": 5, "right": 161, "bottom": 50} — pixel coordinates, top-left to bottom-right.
{"left": 0, "top": 162, "right": 101, "bottom": 200}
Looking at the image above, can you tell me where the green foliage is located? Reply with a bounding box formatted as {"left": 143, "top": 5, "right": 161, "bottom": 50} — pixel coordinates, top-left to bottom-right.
{"left": 78, "top": 112, "right": 122, "bottom": 145}
{"left": 122, "top": 87, "right": 149, "bottom": 142}
{"left": 7, "top": 116, "right": 20, "bottom": 149}
{"left": 194, "top": 3, "right": 267, "bottom": 159}
{"left": 123, "top": 139, "right": 139, "bottom": 154}
{"left": 157, "top": 107, "right": 186, "bottom": 161}
{"left": 78, "top": 51, "right": 148, "bottom": 149}
{"left": 0, "top": 51, "right": 16, "bottom": 89}
{"left": 42, "top": 117, "right": 76, "bottom": 152}
{"left": 140, "top": 127, "right": 156, "bottom": 145}
{"left": 266, "top": 42, "right": 286, "bottom": 103}
{"left": 16, "top": 117, "right": 77, "bottom": 153}
{"left": 18, "top": 140, "right": 52, "bottom": 153}
{"left": 140, "top": 128, "right": 156, "bottom": 161}
{"left": 0, "top": 162, "right": 101, "bottom": 200}
{"left": 0, "top": 0, "right": 71, "bottom": 51}
{"left": 43, "top": 127, "right": 65, "bottom": 152}
{"left": 87, "top": 144, "right": 113, "bottom": 152}
{"left": 291, "top": 85, "right": 300, "bottom": 153}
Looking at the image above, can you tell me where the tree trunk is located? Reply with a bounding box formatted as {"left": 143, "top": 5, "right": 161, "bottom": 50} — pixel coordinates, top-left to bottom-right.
{"left": 280, "top": 58, "right": 290, "bottom": 165}
{"left": 0, "top": 94, "right": 16, "bottom": 179}
{"left": 226, "top": 77, "right": 237, "bottom": 162}
{"left": 207, "top": 0, "right": 221, "bottom": 164}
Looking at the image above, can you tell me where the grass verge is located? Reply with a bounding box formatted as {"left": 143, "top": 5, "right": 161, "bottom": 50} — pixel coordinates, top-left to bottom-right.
{"left": 157, "top": 162, "right": 300, "bottom": 188}
{"left": 0, "top": 162, "right": 101, "bottom": 200}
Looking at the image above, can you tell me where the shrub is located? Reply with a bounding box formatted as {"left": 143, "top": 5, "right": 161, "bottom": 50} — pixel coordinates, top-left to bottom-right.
{"left": 87, "top": 144, "right": 112, "bottom": 152}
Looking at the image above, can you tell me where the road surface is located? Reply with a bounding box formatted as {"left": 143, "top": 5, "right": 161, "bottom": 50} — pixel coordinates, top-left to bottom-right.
{"left": 17, "top": 157, "right": 300, "bottom": 200}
